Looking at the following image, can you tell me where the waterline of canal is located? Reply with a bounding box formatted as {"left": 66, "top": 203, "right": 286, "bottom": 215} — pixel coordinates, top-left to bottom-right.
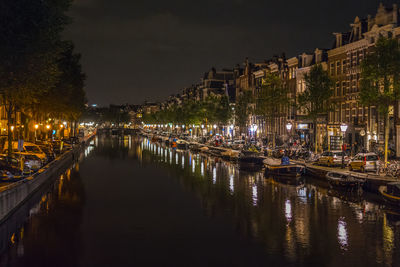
{"left": 1, "top": 135, "right": 399, "bottom": 266}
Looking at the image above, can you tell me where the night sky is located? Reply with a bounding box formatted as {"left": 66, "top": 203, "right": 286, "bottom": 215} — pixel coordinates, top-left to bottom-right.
{"left": 65, "top": 0, "right": 390, "bottom": 106}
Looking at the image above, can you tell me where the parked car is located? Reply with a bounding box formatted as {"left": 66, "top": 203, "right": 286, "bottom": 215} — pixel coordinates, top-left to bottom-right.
{"left": 62, "top": 137, "right": 79, "bottom": 145}
{"left": 318, "top": 150, "right": 349, "bottom": 167}
{"left": 348, "top": 152, "right": 379, "bottom": 172}
{"left": 38, "top": 145, "right": 55, "bottom": 162}
{"left": 22, "top": 154, "right": 42, "bottom": 171}
{"left": 7, "top": 153, "right": 42, "bottom": 173}
{"left": 0, "top": 158, "right": 23, "bottom": 176}
{"left": 3, "top": 141, "right": 47, "bottom": 163}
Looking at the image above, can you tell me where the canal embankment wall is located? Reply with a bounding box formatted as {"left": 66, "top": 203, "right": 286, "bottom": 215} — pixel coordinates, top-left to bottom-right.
{"left": 0, "top": 136, "right": 94, "bottom": 224}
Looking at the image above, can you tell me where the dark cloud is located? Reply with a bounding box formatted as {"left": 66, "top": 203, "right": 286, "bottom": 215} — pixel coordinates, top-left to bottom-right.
{"left": 65, "top": 0, "right": 391, "bottom": 105}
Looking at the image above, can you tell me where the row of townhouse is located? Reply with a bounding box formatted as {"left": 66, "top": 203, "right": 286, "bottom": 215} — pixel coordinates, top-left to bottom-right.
{"left": 143, "top": 66, "right": 241, "bottom": 113}
{"left": 142, "top": 3, "right": 400, "bottom": 155}
{"left": 234, "top": 3, "right": 400, "bottom": 155}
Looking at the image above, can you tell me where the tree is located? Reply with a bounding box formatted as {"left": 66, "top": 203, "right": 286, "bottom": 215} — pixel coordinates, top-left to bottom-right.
{"left": 0, "top": 0, "right": 71, "bottom": 155}
{"left": 235, "top": 91, "right": 253, "bottom": 135}
{"left": 215, "top": 96, "right": 232, "bottom": 126}
{"left": 360, "top": 36, "right": 400, "bottom": 165}
{"left": 297, "top": 64, "right": 334, "bottom": 153}
{"left": 255, "top": 73, "right": 289, "bottom": 148}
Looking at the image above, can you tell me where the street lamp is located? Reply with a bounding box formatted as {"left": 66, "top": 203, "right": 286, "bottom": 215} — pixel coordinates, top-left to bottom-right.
{"left": 286, "top": 122, "right": 293, "bottom": 144}
{"left": 34, "top": 124, "right": 39, "bottom": 140}
{"left": 340, "top": 123, "right": 348, "bottom": 169}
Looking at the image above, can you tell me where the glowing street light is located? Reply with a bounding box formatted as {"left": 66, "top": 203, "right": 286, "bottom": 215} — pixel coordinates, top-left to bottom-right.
{"left": 34, "top": 124, "right": 39, "bottom": 129}
{"left": 286, "top": 122, "right": 293, "bottom": 131}
{"left": 46, "top": 125, "right": 51, "bottom": 129}
{"left": 340, "top": 123, "right": 348, "bottom": 132}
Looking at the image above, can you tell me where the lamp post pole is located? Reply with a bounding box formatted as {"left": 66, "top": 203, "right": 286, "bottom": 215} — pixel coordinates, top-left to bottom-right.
{"left": 286, "top": 122, "right": 293, "bottom": 145}
{"left": 340, "top": 123, "right": 348, "bottom": 169}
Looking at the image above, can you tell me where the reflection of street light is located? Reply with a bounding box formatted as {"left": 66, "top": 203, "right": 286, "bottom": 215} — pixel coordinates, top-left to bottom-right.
{"left": 10, "top": 126, "right": 14, "bottom": 131}
{"left": 340, "top": 123, "right": 348, "bottom": 169}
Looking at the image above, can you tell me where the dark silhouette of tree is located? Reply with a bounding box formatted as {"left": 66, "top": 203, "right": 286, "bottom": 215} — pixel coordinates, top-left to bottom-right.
{"left": 297, "top": 64, "right": 333, "bottom": 153}
{"left": 0, "top": 0, "right": 72, "bottom": 155}
{"left": 235, "top": 90, "right": 253, "bottom": 135}
{"left": 360, "top": 36, "right": 400, "bottom": 164}
{"left": 255, "top": 73, "right": 289, "bottom": 148}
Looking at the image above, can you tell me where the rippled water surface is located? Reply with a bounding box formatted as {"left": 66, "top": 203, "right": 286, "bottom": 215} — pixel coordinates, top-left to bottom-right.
{"left": 1, "top": 135, "right": 400, "bottom": 266}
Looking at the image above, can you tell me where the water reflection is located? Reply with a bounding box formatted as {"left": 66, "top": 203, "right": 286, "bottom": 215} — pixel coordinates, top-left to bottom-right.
{"left": 139, "top": 136, "right": 400, "bottom": 266}
{"left": 337, "top": 217, "right": 348, "bottom": 251}
{"left": 1, "top": 135, "right": 400, "bottom": 266}
{"left": 1, "top": 160, "right": 86, "bottom": 266}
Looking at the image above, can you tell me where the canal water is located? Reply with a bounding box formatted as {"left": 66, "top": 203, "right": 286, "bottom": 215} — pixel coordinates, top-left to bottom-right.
{"left": 0, "top": 135, "right": 400, "bottom": 266}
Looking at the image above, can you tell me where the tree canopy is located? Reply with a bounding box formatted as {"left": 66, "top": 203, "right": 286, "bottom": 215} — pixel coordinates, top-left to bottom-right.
{"left": 297, "top": 64, "right": 333, "bottom": 152}
{"left": 235, "top": 90, "right": 253, "bottom": 131}
{"left": 142, "top": 95, "right": 232, "bottom": 126}
{"left": 0, "top": 0, "right": 85, "bottom": 154}
{"left": 360, "top": 36, "right": 400, "bottom": 163}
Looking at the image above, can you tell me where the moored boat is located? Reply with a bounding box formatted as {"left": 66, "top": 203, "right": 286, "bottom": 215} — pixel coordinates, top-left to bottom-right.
{"left": 326, "top": 171, "right": 364, "bottom": 190}
{"left": 379, "top": 182, "right": 400, "bottom": 205}
{"left": 239, "top": 151, "right": 264, "bottom": 171}
{"left": 199, "top": 146, "right": 209, "bottom": 153}
{"left": 176, "top": 139, "right": 189, "bottom": 149}
{"left": 221, "top": 149, "right": 239, "bottom": 161}
{"left": 264, "top": 164, "right": 305, "bottom": 179}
